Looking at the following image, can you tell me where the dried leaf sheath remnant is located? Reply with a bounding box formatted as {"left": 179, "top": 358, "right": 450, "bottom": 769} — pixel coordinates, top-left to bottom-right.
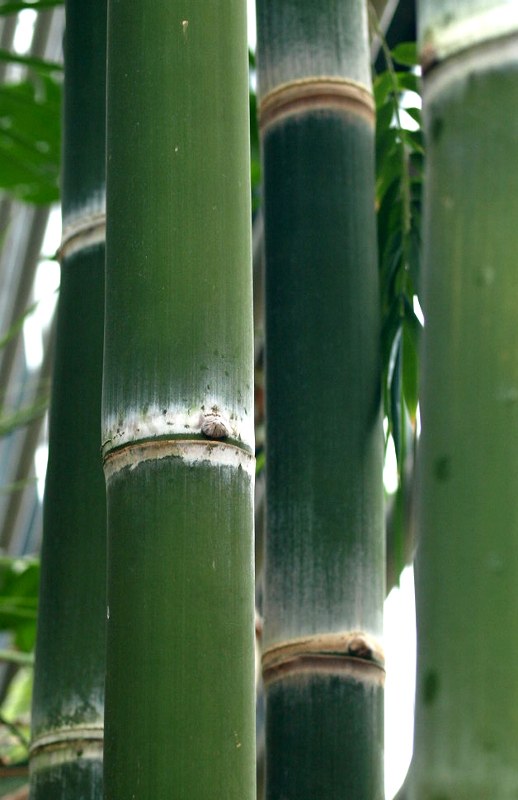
{"left": 259, "top": 77, "right": 375, "bottom": 132}
{"left": 262, "top": 632, "right": 385, "bottom": 686}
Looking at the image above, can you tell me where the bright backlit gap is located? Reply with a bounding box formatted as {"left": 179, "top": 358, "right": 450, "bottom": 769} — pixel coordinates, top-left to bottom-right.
{"left": 384, "top": 566, "right": 416, "bottom": 798}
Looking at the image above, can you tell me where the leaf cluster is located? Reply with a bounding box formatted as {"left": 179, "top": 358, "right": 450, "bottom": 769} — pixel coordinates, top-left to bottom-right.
{"left": 375, "top": 43, "right": 423, "bottom": 482}
{"left": 0, "top": 75, "right": 61, "bottom": 204}
{"left": 0, "top": 558, "right": 39, "bottom": 767}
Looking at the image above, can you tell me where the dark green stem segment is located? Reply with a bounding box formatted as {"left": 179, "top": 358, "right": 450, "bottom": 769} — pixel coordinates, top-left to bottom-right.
{"left": 29, "top": 2, "right": 107, "bottom": 799}
{"left": 412, "top": 5, "right": 518, "bottom": 797}
{"left": 256, "top": 1, "right": 384, "bottom": 798}
{"left": 103, "top": 2, "right": 255, "bottom": 798}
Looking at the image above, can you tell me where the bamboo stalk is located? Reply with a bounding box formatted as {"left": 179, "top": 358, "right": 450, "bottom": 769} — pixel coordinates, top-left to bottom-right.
{"left": 411, "top": 2, "right": 518, "bottom": 797}
{"left": 29, "top": 2, "right": 107, "bottom": 798}
{"left": 103, "top": 3, "right": 255, "bottom": 798}
{"left": 256, "top": 2, "right": 385, "bottom": 798}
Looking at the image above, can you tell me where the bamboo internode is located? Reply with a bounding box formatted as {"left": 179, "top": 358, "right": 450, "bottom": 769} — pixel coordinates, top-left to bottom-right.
{"left": 103, "top": 3, "right": 255, "bottom": 798}
{"left": 29, "top": 2, "right": 107, "bottom": 799}
{"left": 257, "top": 0, "right": 384, "bottom": 797}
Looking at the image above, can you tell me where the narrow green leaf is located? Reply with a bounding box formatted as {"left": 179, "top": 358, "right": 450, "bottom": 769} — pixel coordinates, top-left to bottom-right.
{"left": 402, "top": 319, "right": 418, "bottom": 423}
{"left": 380, "top": 231, "right": 403, "bottom": 300}
{"left": 397, "top": 71, "right": 420, "bottom": 94}
{"left": 0, "top": 395, "right": 47, "bottom": 437}
{"left": 0, "top": 649, "right": 33, "bottom": 666}
{"left": 392, "top": 42, "right": 419, "bottom": 67}
{"left": 404, "top": 106, "right": 423, "bottom": 126}
{"left": 0, "top": 77, "right": 61, "bottom": 203}
{"left": 0, "top": 49, "right": 62, "bottom": 73}
{"left": 402, "top": 128, "right": 424, "bottom": 154}
{"left": 390, "top": 335, "right": 403, "bottom": 464}
{"left": 0, "top": 303, "right": 37, "bottom": 350}
{"left": 375, "top": 100, "right": 395, "bottom": 139}
{"left": 382, "top": 304, "right": 402, "bottom": 378}
{"left": 373, "top": 71, "right": 393, "bottom": 108}
{"left": 0, "top": 477, "right": 37, "bottom": 496}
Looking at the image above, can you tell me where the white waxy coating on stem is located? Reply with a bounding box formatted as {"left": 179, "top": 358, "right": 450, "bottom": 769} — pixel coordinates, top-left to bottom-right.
{"left": 102, "top": 403, "right": 254, "bottom": 458}
{"left": 423, "top": 35, "right": 518, "bottom": 106}
{"left": 421, "top": 3, "right": 518, "bottom": 65}
{"left": 103, "top": 439, "right": 255, "bottom": 481}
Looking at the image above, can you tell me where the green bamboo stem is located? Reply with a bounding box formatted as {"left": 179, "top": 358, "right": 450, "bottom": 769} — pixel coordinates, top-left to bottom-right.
{"left": 29, "top": 2, "right": 107, "bottom": 798}
{"left": 256, "top": 2, "right": 384, "bottom": 798}
{"left": 103, "top": 3, "right": 255, "bottom": 798}
{"left": 411, "top": 3, "right": 518, "bottom": 797}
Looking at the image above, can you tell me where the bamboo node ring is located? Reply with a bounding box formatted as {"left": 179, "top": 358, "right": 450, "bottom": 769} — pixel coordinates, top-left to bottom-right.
{"left": 261, "top": 631, "right": 385, "bottom": 686}
{"left": 59, "top": 211, "right": 106, "bottom": 261}
{"left": 259, "top": 77, "right": 375, "bottom": 132}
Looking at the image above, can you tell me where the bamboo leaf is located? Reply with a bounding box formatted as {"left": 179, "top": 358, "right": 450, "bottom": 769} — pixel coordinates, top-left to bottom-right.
{"left": 373, "top": 70, "right": 393, "bottom": 108}
{"left": 392, "top": 42, "right": 419, "bottom": 67}
{"left": 402, "top": 317, "right": 419, "bottom": 423}
{"left": 0, "top": 303, "right": 37, "bottom": 350}
{"left": 0, "top": 478, "right": 37, "bottom": 496}
{"left": 0, "top": 649, "right": 33, "bottom": 667}
{"left": 404, "top": 106, "right": 423, "bottom": 126}
{"left": 390, "top": 334, "right": 403, "bottom": 465}
{"left": 402, "top": 127, "right": 425, "bottom": 154}
{"left": 396, "top": 71, "right": 420, "bottom": 95}
{"left": 0, "top": 396, "right": 47, "bottom": 437}
{"left": 0, "top": 77, "right": 61, "bottom": 203}
{"left": 0, "top": 49, "right": 62, "bottom": 73}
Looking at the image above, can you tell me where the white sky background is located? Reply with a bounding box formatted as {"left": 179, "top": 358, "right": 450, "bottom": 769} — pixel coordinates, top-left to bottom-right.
{"left": 21, "top": 3, "right": 416, "bottom": 797}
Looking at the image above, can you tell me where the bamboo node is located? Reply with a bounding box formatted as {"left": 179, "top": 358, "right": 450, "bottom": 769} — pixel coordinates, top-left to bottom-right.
{"left": 261, "top": 631, "right": 384, "bottom": 686}
{"left": 103, "top": 438, "right": 255, "bottom": 479}
{"left": 59, "top": 211, "right": 106, "bottom": 261}
{"left": 259, "top": 77, "right": 374, "bottom": 133}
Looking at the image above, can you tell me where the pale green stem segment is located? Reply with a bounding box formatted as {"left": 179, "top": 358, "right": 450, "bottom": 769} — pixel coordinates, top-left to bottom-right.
{"left": 412, "top": 4, "right": 518, "bottom": 798}
{"left": 103, "top": 2, "right": 255, "bottom": 798}
{"left": 256, "top": 1, "right": 385, "bottom": 798}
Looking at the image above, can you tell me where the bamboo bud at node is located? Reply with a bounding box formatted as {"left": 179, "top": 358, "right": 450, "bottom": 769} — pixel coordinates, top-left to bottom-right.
{"left": 201, "top": 411, "right": 230, "bottom": 440}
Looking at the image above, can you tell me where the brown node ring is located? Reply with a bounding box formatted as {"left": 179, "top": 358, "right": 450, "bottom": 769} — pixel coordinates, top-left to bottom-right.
{"left": 259, "top": 78, "right": 375, "bottom": 133}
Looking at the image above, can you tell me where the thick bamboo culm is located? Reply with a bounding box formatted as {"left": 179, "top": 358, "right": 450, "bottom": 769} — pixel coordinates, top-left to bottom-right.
{"left": 412, "top": 2, "right": 518, "bottom": 798}
{"left": 103, "top": 2, "right": 255, "bottom": 798}
{"left": 29, "top": 1, "right": 107, "bottom": 798}
{"left": 256, "top": 1, "right": 385, "bottom": 798}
